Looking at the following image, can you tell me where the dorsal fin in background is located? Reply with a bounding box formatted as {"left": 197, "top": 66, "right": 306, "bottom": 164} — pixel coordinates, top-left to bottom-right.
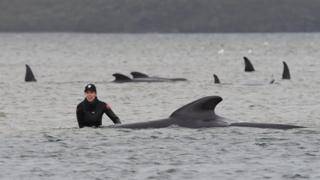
{"left": 244, "top": 57, "right": 255, "bottom": 72}
{"left": 269, "top": 79, "right": 275, "bottom": 84}
{"left": 25, "top": 64, "right": 37, "bottom": 82}
{"left": 112, "top": 73, "right": 132, "bottom": 82}
{"left": 131, "top": 71, "right": 149, "bottom": 78}
{"left": 213, "top": 74, "right": 220, "bottom": 84}
{"left": 269, "top": 74, "right": 275, "bottom": 84}
{"left": 170, "top": 96, "right": 223, "bottom": 119}
{"left": 282, "top": 61, "right": 291, "bottom": 80}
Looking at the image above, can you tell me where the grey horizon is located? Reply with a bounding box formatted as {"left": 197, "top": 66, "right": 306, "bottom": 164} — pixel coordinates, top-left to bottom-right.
{"left": 1, "top": 0, "right": 320, "bottom": 33}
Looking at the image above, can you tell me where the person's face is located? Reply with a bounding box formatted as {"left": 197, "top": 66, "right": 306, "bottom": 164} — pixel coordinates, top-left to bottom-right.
{"left": 85, "top": 91, "right": 96, "bottom": 102}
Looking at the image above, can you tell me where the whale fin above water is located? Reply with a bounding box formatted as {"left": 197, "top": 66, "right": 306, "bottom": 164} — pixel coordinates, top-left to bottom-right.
{"left": 213, "top": 74, "right": 221, "bottom": 84}
{"left": 169, "top": 96, "right": 222, "bottom": 119}
{"left": 113, "top": 96, "right": 304, "bottom": 129}
{"left": 131, "top": 71, "right": 149, "bottom": 78}
{"left": 244, "top": 57, "right": 255, "bottom": 72}
{"left": 112, "top": 73, "right": 132, "bottom": 82}
{"left": 282, "top": 61, "right": 291, "bottom": 80}
{"left": 269, "top": 79, "right": 275, "bottom": 84}
{"left": 25, "top": 64, "right": 37, "bottom": 82}
{"left": 114, "top": 96, "right": 227, "bottom": 129}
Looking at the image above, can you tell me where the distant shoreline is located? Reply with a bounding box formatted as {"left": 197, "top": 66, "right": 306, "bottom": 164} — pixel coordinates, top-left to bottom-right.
{"left": 0, "top": 31, "right": 319, "bottom": 34}
{"left": 1, "top": 0, "right": 320, "bottom": 33}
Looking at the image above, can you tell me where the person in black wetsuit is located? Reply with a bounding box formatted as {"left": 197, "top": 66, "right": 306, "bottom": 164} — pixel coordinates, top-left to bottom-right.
{"left": 76, "top": 84, "right": 121, "bottom": 128}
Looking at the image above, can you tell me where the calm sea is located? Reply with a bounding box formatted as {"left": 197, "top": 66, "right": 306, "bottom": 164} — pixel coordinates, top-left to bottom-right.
{"left": 0, "top": 33, "right": 319, "bottom": 179}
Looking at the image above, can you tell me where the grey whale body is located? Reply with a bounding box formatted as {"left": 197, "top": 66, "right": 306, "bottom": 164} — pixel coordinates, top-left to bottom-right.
{"left": 112, "top": 72, "right": 187, "bottom": 83}
{"left": 112, "top": 96, "right": 304, "bottom": 130}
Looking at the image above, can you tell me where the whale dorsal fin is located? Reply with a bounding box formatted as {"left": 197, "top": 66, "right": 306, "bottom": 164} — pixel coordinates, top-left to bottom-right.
{"left": 244, "top": 57, "right": 255, "bottom": 72}
{"left": 131, "top": 71, "right": 149, "bottom": 78}
{"left": 25, "top": 64, "right": 37, "bottom": 82}
{"left": 170, "top": 96, "right": 222, "bottom": 119}
{"left": 282, "top": 61, "right": 291, "bottom": 80}
{"left": 112, "top": 73, "right": 132, "bottom": 82}
{"left": 269, "top": 79, "right": 275, "bottom": 84}
{"left": 213, "top": 74, "right": 220, "bottom": 84}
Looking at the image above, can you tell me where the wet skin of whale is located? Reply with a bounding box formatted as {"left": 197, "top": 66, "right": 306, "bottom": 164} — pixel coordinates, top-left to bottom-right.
{"left": 282, "top": 61, "right": 291, "bottom": 80}
{"left": 112, "top": 96, "right": 304, "bottom": 129}
{"left": 25, "top": 64, "right": 37, "bottom": 82}
{"left": 112, "top": 72, "right": 187, "bottom": 83}
{"left": 244, "top": 56, "right": 255, "bottom": 72}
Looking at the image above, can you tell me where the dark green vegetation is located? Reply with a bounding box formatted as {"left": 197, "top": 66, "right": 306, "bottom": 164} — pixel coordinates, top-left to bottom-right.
{"left": 1, "top": 0, "right": 320, "bottom": 32}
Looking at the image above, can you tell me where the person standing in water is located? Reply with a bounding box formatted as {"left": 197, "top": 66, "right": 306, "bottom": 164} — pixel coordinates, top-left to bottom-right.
{"left": 76, "top": 84, "right": 121, "bottom": 128}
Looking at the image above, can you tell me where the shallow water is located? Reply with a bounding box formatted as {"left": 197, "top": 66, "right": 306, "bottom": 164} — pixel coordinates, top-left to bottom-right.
{"left": 0, "top": 33, "right": 320, "bottom": 179}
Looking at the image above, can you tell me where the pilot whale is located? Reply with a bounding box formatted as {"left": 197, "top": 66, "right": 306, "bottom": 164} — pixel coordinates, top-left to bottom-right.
{"left": 131, "top": 71, "right": 187, "bottom": 81}
{"left": 244, "top": 57, "right": 255, "bottom": 72}
{"left": 213, "top": 74, "right": 274, "bottom": 85}
{"left": 112, "top": 72, "right": 187, "bottom": 83}
{"left": 213, "top": 61, "right": 291, "bottom": 84}
{"left": 25, "top": 64, "right": 37, "bottom": 82}
{"left": 112, "top": 96, "right": 303, "bottom": 129}
{"left": 213, "top": 74, "right": 221, "bottom": 84}
{"left": 282, "top": 61, "right": 291, "bottom": 80}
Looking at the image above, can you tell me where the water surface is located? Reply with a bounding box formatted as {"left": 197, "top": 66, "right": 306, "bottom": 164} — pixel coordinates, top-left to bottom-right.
{"left": 0, "top": 33, "right": 319, "bottom": 179}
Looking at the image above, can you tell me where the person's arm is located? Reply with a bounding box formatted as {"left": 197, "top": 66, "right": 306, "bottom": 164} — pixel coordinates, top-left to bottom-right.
{"left": 76, "top": 104, "right": 85, "bottom": 128}
{"left": 104, "top": 103, "right": 121, "bottom": 124}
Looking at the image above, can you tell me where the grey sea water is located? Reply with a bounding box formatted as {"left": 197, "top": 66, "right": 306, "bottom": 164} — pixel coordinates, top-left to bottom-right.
{"left": 0, "top": 33, "right": 320, "bottom": 179}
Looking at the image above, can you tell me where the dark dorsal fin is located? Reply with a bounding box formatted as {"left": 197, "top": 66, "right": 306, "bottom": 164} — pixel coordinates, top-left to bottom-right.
{"left": 170, "top": 96, "right": 222, "bottom": 119}
{"left": 130, "top": 71, "right": 149, "bottom": 78}
{"left": 213, "top": 74, "right": 220, "bottom": 84}
{"left": 244, "top": 57, "right": 255, "bottom": 72}
{"left": 282, "top": 61, "right": 291, "bottom": 80}
{"left": 112, "top": 73, "right": 132, "bottom": 82}
{"left": 25, "top": 64, "right": 37, "bottom": 82}
{"left": 269, "top": 79, "right": 275, "bottom": 84}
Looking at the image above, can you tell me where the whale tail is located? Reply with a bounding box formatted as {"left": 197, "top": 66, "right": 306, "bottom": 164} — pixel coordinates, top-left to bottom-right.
{"left": 213, "top": 74, "right": 221, "bottom": 84}
{"left": 131, "top": 71, "right": 149, "bottom": 78}
{"left": 230, "top": 122, "right": 304, "bottom": 130}
{"left": 112, "top": 73, "right": 132, "bottom": 82}
{"left": 282, "top": 61, "right": 291, "bottom": 80}
{"left": 244, "top": 57, "right": 255, "bottom": 72}
{"left": 25, "top": 64, "right": 37, "bottom": 82}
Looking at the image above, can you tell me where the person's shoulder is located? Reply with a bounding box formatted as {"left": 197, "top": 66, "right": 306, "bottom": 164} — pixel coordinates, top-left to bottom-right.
{"left": 96, "top": 99, "right": 105, "bottom": 106}
{"left": 77, "top": 100, "right": 85, "bottom": 108}
{"left": 97, "top": 100, "right": 111, "bottom": 110}
{"left": 96, "top": 98, "right": 105, "bottom": 104}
